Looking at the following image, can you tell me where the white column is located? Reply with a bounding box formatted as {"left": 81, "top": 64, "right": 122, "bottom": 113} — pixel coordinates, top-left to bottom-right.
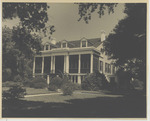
{"left": 53, "top": 56, "right": 55, "bottom": 73}
{"left": 78, "top": 54, "right": 81, "bottom": 84}
{"left": 64, "top": 55, "right": 66, "bottom": 73}
{"left": 50, "top": 56, "right": 53, "bottom": 73}
{"left": 66, "top": 55, "right": 69, "bottom": 73}
{"left": 90, "top": 54, "right": 93, "bottom": 73}
{"left": 47, "top": 75, "right": 50, "bottom": 85}
{"left": 33, "top": 57, "right": 35, "bottom": 77}
{"left": 78, "top": 54, "right": 81, "bottom": 73}
{"left": 41, "top": 57, "right": 44, "bottom": 74}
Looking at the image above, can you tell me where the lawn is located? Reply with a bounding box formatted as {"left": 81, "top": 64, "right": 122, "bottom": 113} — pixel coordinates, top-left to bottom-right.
{"left": 2, "top": 90, "right": 146, "bottom": 118}
{"left": 2, "top": 86, "right": 54, "bottom": 95}
{"left": 24, "top": 90, "right": 123, "bottom": 103}
{"left": 25, "top": 87, "right": 54, "bottom": 95}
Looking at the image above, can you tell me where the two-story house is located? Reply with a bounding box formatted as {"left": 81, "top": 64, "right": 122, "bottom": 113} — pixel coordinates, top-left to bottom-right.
{"left": 33, "top": 31, "right": 117, "bottom": 84}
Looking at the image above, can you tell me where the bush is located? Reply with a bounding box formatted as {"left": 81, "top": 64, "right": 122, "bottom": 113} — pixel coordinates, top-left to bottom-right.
{"left": 48, "top": 76, "right": 63, "bottom": 91}
{"left": 2, "top": 68, "right": 12, "bottom": 82}
{"left": 13, "top": 74, "right": 23, "bottom": 82}
{"left": 2, "top": 85, "right": 26, "bottom": 100}
{"left": 2, "top": 81, "right": 23, "bottom": 87}
{"left": 61, "top": 81, "right": 75, "bottom": 95}
{"left": 32, "top": 81, "right": 48, "bottom": 89}
{"left": 116, "top": 69, "right": 132, "bottom": 91}
{"left": 82, "top": 71, "right": 109, "bottom": 91}
{"left": 29, "top": 76, "right": 47, "bottom": 89}
{"left": 73, "top": 83, "right": 81, "bottom": 90}
{"left": 48, "top": 84, "right": 58, "bottom": 91}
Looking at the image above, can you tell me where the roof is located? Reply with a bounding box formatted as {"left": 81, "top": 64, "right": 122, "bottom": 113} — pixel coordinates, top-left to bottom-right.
{"left": 43, "top": 37, "right": 102, "bottom": 48}
{"left": 67, "top": 38, "right": 101, "bottom": 48}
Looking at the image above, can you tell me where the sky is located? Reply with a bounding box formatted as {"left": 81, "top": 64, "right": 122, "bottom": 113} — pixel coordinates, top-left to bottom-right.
{"left": 3, "top": 3, "right": 126, "bottom": 42}
{"left": 47, "top": 3, "right": 126, "bottom": 41}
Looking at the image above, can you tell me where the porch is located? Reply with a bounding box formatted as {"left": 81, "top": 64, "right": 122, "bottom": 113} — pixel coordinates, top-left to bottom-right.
{"left": 33, "top": 53, "right": 99, "bottom": 84}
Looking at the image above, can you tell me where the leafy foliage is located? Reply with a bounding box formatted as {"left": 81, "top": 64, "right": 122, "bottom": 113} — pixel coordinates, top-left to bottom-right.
{"left": 103, "top": 4, "right": 146, "bottom": 91}
{"left": 29, "top": 76, "right": 47, "bottom": 89}
{"left": 3, "top": 3, "right": 55, "bottom": 36}
{"left": 77, "top": 3, "right": 117, "bottom": 23}
{"left": 2, "top": 26, "right": 39, "bottom": 82}
{"left": 3, "top": 85, "right": 26, "bottom": 100}
{"left": 48, "top": 76, "right": 63, "bottom": 91}
{"left": 3, "top": 3, "right": 48, "bottom": 30}
{"left": 116, "top": 68, "right": 133, "bottom": 91}
{"left": 104, "top": 4, "right": 146, "bottom": 64}
{"left": 77, "top": 3, "right": 146, "bottom": 92}
{"left": 82, "top": 71, "right": 109, "bottom": 91}
{"left": 13, "top": 74, "right": 23, "bottom": 82}
{"left": 61, "top": 81, "right": 75, "bottom": 95}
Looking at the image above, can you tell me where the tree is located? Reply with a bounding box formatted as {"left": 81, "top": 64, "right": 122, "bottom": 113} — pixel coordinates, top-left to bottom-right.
{"left": 2, "top": 3, "right": 54, "bottom": 81}
{"left": 104, "top": 4, "right": 146, "bottom": 64}
{"left": 3, "top": 3, "right": 55, "bottom": 36}
{"left": 77, "top": 3, "right": 146, "bottom": 91}
{"left": 77, "top": 3, "right": 146, "bottom": 63}
{"left": 77, "top": 3, "right": 118, "bottom": 23}
{"left": 3, "top": 3, "right": 47, "bottom": 30}
{"left": 2, "top": 26, "right": 40, "bottom": 81}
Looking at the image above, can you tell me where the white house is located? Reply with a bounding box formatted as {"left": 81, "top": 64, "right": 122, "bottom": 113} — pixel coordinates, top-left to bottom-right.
{"left": 33, "top": 31, "right": 117, "bottom": 84}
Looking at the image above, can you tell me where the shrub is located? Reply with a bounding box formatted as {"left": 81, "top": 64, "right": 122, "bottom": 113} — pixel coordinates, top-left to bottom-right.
{"left": 2, "top": 81, "right": 22, "bottom": 87}
{"left": 48, "top": 76, "right": 63, "bottom": 91}
{"left": 61, "top": 81, "right": 75, "bottom": 95}
{"left": 2, "top": 85, "right": 26, "bottom": 100}
{"left": 116, "top": 69, "right": 132, "bottom": 91}
{"left": 48, "top": 84, "right": 58, "bottom": 91}
{"left": 2, "top": 68, "right": 12, "bottom": 82}
{"left": 29, "top": 76, "right": 47, "bottom": 89}
{"left": 23, "top": 77, "right": 33, "bottom": 87}
{"left": 82, "top": 71, "right": 109, "bottom": 91}
{"left": 73, "top": 83, "right": 81, "bottom": 90}
{"left": 13, "top": 74, "right": 23, "bottom": 82}
{"left": 32, "top": 81, "right": 48, "bottom": 89}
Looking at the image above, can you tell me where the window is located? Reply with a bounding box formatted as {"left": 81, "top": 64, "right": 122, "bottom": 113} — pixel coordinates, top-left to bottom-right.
{"left": 62, "top": 42, "right": 67, "bottom": 48}
{"left": 100, "top": 61, "right": 103, "bottom": 72}
{"left": 82, "top": 41, "right": 86, "bottom": 47}
{"left": 108, "top": 64, "right": 111, "bottom": 73}
{"left": 112, "top": 65, "right": 115, "bottom": 74}
{"left": 105, "top": 63, "right": 111, "bottom": 73}
{"left": 105, "top": 63, "right": 108, "bottom": 73}
{"left": 45, "top": 45, "right": 49, "bottom": 50}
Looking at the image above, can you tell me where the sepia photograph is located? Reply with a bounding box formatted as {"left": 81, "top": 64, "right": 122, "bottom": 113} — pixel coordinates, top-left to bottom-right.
{"left": 1, "top": 1, "right": 147, "bottom": 118}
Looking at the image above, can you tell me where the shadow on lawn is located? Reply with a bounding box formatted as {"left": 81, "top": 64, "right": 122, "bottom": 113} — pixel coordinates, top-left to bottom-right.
{"left": 2, "top": 95, "right": 146, "bottom": 118}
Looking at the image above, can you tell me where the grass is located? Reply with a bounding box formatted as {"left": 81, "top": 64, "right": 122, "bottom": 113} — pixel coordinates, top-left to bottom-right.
{"left": 25, "top": 88, "right": 54, "bottom": 95}
{"left": 2, "top": 90, "right": 146, "bottom": 118}
{"left": 24, "top": 90, "right": 123, "bottom": 103}
{"left": 2, "top": 86, "right": 55, "bottom": 95}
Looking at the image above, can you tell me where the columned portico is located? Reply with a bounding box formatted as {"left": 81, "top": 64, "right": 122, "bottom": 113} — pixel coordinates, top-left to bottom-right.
{"left": 33, "top": 46, "right": 104, "bottom": 84}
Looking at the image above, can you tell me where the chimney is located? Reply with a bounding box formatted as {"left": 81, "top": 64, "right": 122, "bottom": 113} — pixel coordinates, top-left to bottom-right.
{"left": 101, "top": 30, "right": 106, "bottom": 42}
